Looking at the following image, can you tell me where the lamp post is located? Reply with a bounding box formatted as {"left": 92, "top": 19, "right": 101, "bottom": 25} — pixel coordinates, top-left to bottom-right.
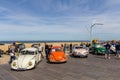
{"left": 90, "top": 23, "right": 103, "bottom": 44}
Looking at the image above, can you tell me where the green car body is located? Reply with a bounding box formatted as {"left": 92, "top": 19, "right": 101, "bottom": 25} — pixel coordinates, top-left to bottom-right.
{"left": 90, "top": 43, "right": 106, "bottom": 54}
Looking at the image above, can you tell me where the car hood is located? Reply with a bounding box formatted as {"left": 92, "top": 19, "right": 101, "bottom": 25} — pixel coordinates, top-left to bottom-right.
{"left": 51, "top": 52, "right": 65, "bottom": 61}
{"left": 16, "top": 55, "right": 35, "bottom": 68}
{"left": 96, "top": 47, "right": 106, "bottom": 50}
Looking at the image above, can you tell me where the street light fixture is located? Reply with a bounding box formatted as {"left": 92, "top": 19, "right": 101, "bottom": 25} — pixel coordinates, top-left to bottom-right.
{"left": 90, "top": 23, "right": 103, "bottom": 44}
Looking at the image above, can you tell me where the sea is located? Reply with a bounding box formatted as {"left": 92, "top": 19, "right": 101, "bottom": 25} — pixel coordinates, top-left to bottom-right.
{"left": 0, "top": 40, "right": 90, "bottom": 44}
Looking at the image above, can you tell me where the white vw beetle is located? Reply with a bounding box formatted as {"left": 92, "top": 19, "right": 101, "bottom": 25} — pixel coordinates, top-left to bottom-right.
{"left": 72, "top": 46, "right": 89, "bottom": 58}
{"left": 11, "top": 48, "right": 42, "bottom": 70}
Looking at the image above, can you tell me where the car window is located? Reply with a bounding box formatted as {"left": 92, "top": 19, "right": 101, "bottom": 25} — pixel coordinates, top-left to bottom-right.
{"left": 31, "top": 44, "right": 39, "bottom": 48}
{"left": 21, "top": 51, "right": 34, "bottom": 55}
{"left": 75, "top": 46, "right": 83, "bottom": 49}
{"left": 56, "top": 48, "right": 62, "bottom": 51}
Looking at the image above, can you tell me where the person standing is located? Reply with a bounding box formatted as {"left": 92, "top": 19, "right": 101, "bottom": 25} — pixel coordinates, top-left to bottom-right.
{"left": 9, "top": 47, "right": 16, "bottom": 64}
{"left": 105, "top": 42, "right": 111, "bottom": 59}
{"left": 83, "top": 43, "right": 86, "bottom": 48}
{"left": 70, "top": 43, "right": 72, "bottom": 53}
{"left": 48, "top": 45, "right": 52, "bottom": 55}
{"left": 45, "top": 43, "right": 49, "bottom": 60}
{"left": 111, "top": 40, "right": 117, "bottom": 55}
{"left": 64, "top": 44, "right": 67, "bottom": 53}
{"left": 38, "top": 44, "right": 44, "bottom": 58}
{"left": 61, "top": 44, "right": 64, "bottom": 51}
{"left": 115, "top": 42, "right": 120, "bottom": 58}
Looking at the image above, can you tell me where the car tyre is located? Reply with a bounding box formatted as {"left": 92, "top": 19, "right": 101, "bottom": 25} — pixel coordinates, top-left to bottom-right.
{"left": 84, "top": 55, "right": 88, "bottom": 58}
{"left": 95, "top": 51, "right": 98, "bottom": 55}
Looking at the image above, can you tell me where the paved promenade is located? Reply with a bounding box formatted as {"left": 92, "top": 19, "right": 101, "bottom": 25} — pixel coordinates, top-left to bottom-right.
{"left": 0, "top": 55, "right": 9, "bottom": 65}
{"left": 0, "top": 54, "right": 120, "bottom": 80}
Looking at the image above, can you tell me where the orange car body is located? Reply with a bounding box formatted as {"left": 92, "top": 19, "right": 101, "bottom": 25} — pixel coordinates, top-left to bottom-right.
{"left": 48, "top": 46, "right": 67, "bottom": 63}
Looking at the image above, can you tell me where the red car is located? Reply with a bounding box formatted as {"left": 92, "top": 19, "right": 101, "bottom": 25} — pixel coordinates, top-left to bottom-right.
{"left": 48, "top": 46, "right": 67, "bottom": 63}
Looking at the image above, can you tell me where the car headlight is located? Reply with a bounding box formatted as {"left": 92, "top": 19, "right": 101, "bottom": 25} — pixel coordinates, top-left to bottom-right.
{"left": 13, "top": 62, "right": 16, "bottom": 67}
{"left": 28, "top": 61, "right": 32, "bottom": 66}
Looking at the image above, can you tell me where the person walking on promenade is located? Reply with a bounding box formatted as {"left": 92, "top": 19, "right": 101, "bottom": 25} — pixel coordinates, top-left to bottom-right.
{"left": 105, "top": 42, "right": 111, "bottom": 59}
{"left": 115, "top": 42, "right": 120, "bottom": 58}
{"left": 45, "top": 43, "right": 49, "bottom": 60}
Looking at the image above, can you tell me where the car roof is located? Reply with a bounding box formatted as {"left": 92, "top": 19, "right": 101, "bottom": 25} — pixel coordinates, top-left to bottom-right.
{"left": 22, "top": 48, "right": 38, "bottom": 51}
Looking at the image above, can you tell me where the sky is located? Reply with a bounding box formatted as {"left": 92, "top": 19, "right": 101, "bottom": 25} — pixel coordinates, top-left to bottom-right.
{"left": 0, "top": 0, "right": 120, "bottom": 41}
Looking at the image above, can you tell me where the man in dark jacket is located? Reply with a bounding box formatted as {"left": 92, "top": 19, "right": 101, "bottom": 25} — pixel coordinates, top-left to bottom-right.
{"left": 105, "top": 42, "right": 111, "bottom": 59}
{"left": 45, "top": 44, "right": 49, "bottom": 60}
{"left": 116, "top": 42, "right": 120, "bottom": 58}
{"left": 70, "top": 44, "right": 72, "bottom": 53}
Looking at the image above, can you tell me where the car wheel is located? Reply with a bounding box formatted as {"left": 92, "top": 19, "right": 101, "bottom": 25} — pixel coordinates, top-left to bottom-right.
{"left": 33, "top": 62, "right": 37, "bottom": 69}
{"left": 95, "top": 51, "right": 98, "bottom": 55}
{"left": 10, "top": 68, "right": 14, "bottom": 71}
{"left": 64, "top": 61, "right": 67, "bottom": 63}
{"left": 84, "top": 55, "right": 88, "bottom": 58}
{"left": 39, "top": 54, "right": 42, "bottom": 62}
{"left": 33, "top": 65, "right": 36, "bottom": 69}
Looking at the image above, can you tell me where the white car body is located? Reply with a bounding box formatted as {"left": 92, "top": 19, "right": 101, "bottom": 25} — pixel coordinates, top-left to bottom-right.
{"left": 72, "top": 46, "right": 89, "bottom": 57}
{"left": 11, "top": 48, "right": 42, "bottom": 70}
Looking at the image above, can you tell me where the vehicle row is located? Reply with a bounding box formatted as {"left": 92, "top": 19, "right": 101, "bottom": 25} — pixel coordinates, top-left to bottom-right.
{"left": 11, "top": 45, "right": 89, "bottom": 71}
{"left": 10, "top": 43, "right": 117, "bottom": 71}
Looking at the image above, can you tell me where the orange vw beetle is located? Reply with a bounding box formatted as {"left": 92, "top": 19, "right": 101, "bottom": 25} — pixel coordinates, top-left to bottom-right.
{"left": 48, "top": 46, "right": 67, "bottom": 63}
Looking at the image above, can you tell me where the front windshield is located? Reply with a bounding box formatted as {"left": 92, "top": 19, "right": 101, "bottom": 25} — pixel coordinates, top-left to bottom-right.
{"left": 75, "top": 46, "right": 84, "bottom": 49}
{"left": 52, "top": 48, "right": 63, "bottom": 52}
{"left": 32, "top": 44, "right": 39, "bottom": 48}
{"left": 21, "top": 50, "right": 35, "bottom": 55}
{"left": 96, "top": 45, "right": 103, "bottom": 48}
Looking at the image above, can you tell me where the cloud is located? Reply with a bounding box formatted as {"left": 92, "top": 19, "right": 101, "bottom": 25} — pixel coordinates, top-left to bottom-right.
{"left": 0, "top": 0, "right": 120, "bottom": 40}
{"left": 0, "top": 7, "right": 7, "bottom": 13}
{"left": 105, "top": 0, "right": 120, "bottom": 6}
{"left": 0, "top": 11, "right": 120, "bottom": 40}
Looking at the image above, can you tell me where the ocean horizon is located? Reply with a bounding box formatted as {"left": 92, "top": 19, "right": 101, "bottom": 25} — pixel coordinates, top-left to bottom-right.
{"left": 0, "top": 40, "right": 91, "bottom": 44}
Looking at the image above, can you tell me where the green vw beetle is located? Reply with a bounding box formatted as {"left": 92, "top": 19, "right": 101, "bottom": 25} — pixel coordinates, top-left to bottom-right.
{"left": 90, "top": 43, "right": 106, "bottom": 55}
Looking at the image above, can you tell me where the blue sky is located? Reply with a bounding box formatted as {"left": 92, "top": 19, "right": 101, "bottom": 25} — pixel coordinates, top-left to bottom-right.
{"left": 0, "top": 0, "right": 120, "bottom": 41}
